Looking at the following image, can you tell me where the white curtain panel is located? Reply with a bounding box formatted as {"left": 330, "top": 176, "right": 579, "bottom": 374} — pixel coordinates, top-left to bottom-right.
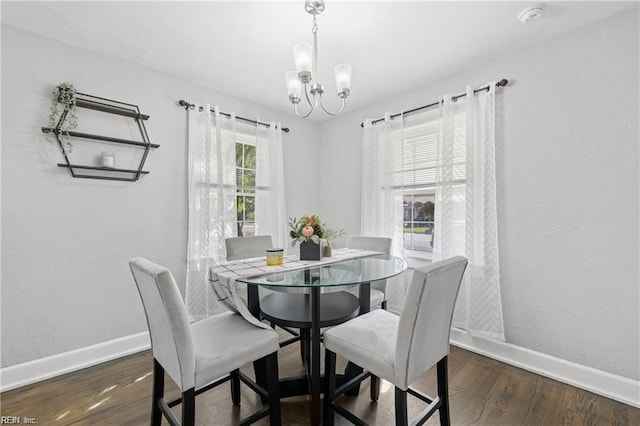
{"left": 185, "top": 106, "right": 238, "bottom": 321}
{"left": 255, "top": 122, "right": 288, "bottom": 249}
{"left": 435, "top": 84, "right": 505, "bottom": 341}
{"left": 184, "top": 107, "right": 286, "bottom": 321}
{"left": 362, "top": 113, "right": 405, "bottom": 255}
{"left": 362, "top": 113, "right": 406, "bottom": 311}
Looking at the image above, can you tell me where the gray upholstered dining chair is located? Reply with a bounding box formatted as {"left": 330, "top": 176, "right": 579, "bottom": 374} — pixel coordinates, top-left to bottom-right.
{"left": 322, "top": 256, "right": 468, "bottom": 426}
{"left": 225, "top": 235, "right": 281, "bottom": 303}
{"left": 346, "top": 235, "right": 393, "bottom": 310}
{"left": 226, "top": 235, "right": 274, "bottom": 260}
{"left": 225, "top": 235, "right": 307, "bottom": 359}
{"left": 129, "top": 257, "right": 281, "bottom": 426}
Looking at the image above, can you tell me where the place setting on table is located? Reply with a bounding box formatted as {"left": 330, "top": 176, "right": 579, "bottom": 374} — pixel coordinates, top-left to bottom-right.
{"left": 208, "top": 215, "right": 407, "bottom": 424}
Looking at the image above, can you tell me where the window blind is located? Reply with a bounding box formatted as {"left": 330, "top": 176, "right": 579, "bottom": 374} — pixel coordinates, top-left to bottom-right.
{"left": 390, "top": 111, "right": 466, "bottom": 189}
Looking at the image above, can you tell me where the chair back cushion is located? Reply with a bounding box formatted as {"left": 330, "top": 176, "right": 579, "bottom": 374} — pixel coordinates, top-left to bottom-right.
{"left": 395, "top": 256, "right": 467, "bottom": 389}
{"left": 346, "top": 235, "right": 392, "bottom": 254}
{"left": 129, "top": 258, "right": 195, "bottom": 390}
{"left": 226, "top": 235, "right": 274, "bottom": 260}
{"left": 346, "top": 236, "right": 392, "bottom": 292}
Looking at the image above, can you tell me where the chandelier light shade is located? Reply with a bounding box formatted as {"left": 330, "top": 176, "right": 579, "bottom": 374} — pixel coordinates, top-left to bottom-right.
{"left": 334, "top": 64, "right": 352, "bottom": 94}
{"left": 285, "top": 71, "right": 302, "bottom": 99}
{"left": 292, "top": 42, "right": 313, "bottom": 77}
{"left": 285, "top": 0, "right": 351, "bottom": 117}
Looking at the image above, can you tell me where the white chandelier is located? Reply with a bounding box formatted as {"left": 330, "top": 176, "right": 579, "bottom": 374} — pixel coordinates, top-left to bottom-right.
{"left": 284, "top": 0, "right": 352, "bottom": 118}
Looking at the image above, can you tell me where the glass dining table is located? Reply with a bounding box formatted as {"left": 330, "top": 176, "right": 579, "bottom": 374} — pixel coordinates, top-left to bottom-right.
{"left": 237, "top": 253, "right": 407, "bottom": 425}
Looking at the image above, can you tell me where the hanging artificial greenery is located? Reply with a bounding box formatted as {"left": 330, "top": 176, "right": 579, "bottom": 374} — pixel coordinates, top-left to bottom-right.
{"left": 48, "top": 82, "right": 78, "bottom": 154}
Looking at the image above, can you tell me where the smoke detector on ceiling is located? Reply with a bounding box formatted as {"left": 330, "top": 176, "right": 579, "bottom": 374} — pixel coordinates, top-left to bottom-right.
{"left": 519, "top": 6, "right": 543, "bottom": 24}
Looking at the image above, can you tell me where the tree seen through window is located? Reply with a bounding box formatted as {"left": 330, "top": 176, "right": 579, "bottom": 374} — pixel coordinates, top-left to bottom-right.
{"left": 403, "top": 194, "right": 435, "bottom": 252}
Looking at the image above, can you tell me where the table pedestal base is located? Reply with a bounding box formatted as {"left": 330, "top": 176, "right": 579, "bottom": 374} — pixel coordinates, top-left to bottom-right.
{"left": 261, "top": 290, "right": 363, "bottom": 423}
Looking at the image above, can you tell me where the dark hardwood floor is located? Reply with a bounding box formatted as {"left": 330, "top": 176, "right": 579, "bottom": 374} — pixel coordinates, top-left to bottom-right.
{"left": 1, "top": 344, "right": 638, "bottom": 425}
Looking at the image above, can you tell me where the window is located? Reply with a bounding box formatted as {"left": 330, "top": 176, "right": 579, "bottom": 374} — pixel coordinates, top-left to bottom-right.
{"left": 236, "top": 138, "right": 256, "bottom": 237}
{"left": 393, "top": 111, "right": 466, "bottom": 256}
{"left": 403, "top": 193, "right": 435, "bottom": 253}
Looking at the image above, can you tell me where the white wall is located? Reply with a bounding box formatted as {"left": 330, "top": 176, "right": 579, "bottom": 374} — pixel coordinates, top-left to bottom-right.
{"left": 319, "top": 11, "right": 639, "bottom": 381}
{"left": 0, "top": 24, "right": 321, "bottom": 368}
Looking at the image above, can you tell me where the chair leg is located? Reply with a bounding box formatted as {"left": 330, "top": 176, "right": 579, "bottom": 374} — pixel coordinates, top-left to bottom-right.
{"left": 253, "top": 358, "right": 269, "bottom": 404}
{"left": 394, "top": 387, "right": 408, "bottom": 426}
{"left": 323, "top": 349, "right": 336, "bottom": 426}
{"left": 182, "top": 388, "right": 195, "bottom": 426}
{"left": 437, "top": 356, "right": 451, "bottom": 426}
{"left": 370, "top": 375, "right": 380, "bottom": 402}
{"left": 265, "top": 352, "right": 282, "bottom": 426}
{"left": 151, "top": 359, "right": 165, "bottom": 426}
{"left": 231, "top": 369, "right": 241, "bottom": 405}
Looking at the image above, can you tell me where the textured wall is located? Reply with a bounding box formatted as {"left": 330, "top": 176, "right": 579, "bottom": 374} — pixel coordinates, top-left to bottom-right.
{"left": 1, "top": 24, "right": 321, "bottom": 367}
{"left": 319, "top": 12, "right": 639, "bottom": 380}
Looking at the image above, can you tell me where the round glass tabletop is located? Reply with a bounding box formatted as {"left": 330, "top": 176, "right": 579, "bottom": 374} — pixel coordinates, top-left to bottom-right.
{"left": 237, "top": 254, "right": 407, "bottom": 288}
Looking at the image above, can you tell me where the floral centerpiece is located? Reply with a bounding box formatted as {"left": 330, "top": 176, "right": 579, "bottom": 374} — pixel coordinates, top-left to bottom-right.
{"left": 288, "top": 215, "right": 324, "bottom": 246}
{"left": 288, "top": 215, "right": 344, "bottom": 259}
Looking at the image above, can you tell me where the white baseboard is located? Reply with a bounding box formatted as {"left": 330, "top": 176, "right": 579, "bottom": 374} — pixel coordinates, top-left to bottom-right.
{"left": 0, "top": 332, "right": 150, "bottom": 392}
{"left": 450, "top": 328, "right": 640, "bottom": 408}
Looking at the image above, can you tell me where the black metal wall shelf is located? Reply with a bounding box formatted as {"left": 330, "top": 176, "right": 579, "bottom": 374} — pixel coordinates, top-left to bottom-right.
{"left": 56, "top": 164, "right": 151, "bottom": 181}
{"left": 43, "top": 91, "right": 157, "bottom": 182}
{"left": 41, "top": 128, "right": 160, "bottom": 148}
{"left": 75, "top": 98, "right": 150, "bottom": 120}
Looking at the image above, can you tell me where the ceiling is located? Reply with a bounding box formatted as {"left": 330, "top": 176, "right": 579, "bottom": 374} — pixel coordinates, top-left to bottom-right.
{"left": 2, "top": 1, "right": 637, "bottom": 121}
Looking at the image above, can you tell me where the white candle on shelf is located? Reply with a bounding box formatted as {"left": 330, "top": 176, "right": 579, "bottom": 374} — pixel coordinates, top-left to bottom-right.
{"left": 101, "top": 152, "right": 115, "bottom": 168}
